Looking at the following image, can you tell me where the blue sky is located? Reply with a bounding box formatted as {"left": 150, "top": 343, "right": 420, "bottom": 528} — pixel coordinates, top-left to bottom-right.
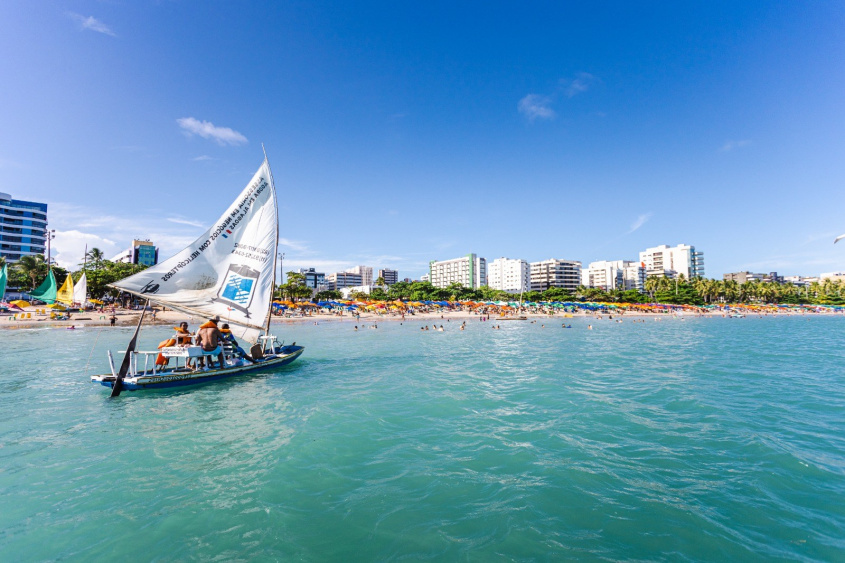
{"left": 1, "top": 2, "right": 844, "bottom": 279}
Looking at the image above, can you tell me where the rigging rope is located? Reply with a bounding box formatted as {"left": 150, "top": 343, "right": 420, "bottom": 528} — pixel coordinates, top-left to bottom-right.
{"left": 83, "top": 325, "right": 103, "bottom": 377}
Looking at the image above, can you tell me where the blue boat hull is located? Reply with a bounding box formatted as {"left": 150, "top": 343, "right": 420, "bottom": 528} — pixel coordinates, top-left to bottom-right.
{"left": 93, "top": 346, "right": 304, "bottom": 391}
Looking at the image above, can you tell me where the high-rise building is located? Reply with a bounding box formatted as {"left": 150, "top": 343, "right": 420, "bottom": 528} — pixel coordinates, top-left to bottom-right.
{"left": 487, "top": 258, "right": 530, "bottom": 294}
{"left": 639, "top": 244, "right": 704, "bottom": 279}
{"left": 529, "top": 259, "right": 581, "bottom": 292}
{"left": 345, "top": 265, "right": 373, "bottom": 286}
{"left": 298, "top": 268, "right": 327, "bottom": 290}
{"left": 377, "top": 268, "right": 399, "bottom": 286}
{"left": 429, "top": 254, "right": 487, "bottom": 289}
{"left": 581, "top": 260, "right": 646, "bottom": 291}
{"left": 723, "top": 271, "right": 765, "bottom": 284}
{"left": 111, "top": 239, "right": 159, "bottom": 266}
{"left": 327, "top": 271, "right": 363, "bottom": 290}
{"left": 0, "top": 192, "right": 48, "bottom": 263}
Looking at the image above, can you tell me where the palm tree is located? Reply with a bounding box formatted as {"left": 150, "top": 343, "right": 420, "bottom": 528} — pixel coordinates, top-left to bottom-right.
{"left": 0, "top": 256, "right": 6, "bottom": 270}
{"left": 15, "top": 254, "right": 48, "bottom": 290}
{"left": 375, "top": 276, "right": 385, "bottom": 288}
{"left": 86, "top": 247, "right": 106, "bottom": 270}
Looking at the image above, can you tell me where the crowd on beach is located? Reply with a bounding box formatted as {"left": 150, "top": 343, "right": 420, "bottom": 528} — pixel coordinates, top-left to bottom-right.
{"left": 1, "top": 297, "right": 842, "bottom": 330}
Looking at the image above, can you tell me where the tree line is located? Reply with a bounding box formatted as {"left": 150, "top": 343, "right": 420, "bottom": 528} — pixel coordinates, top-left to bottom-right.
{"left": 276, "top": 271, "right": 845, "bottom": 306}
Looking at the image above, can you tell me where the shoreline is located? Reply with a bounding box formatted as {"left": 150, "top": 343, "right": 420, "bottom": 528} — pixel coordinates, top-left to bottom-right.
{"left": 0, "top": 306, "right": 840, "bottom": 330}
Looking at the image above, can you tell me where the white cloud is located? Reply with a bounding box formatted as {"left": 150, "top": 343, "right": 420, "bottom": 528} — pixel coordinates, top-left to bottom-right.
{"left": 192, "top": 155, "right": 213, "bottom": 161}
{"left": 720, "top": 139, "right": 751, "bottom": 152}
{"left": 177, "top": 117, "right": 248, "bottom": 146}
{"left": 167, "top": 217, "right": 205, "bottom": 228}
{"left": 51, "top": 230, "right": 118, "bottom": 269}
{"left": 67, "top": 13, "right": 116, "bottom": 37}
{"left": 518, "top": 94, "right": 556, "bottom": 121}
{"left": 628, "top": 212, "right": 653, "bottom": 234}
{"left": 563, "top": 72, "right": 596, "bottom": 97}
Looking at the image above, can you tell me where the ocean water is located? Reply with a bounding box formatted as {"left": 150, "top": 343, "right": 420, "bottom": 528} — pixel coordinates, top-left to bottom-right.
{"left": 1, "top": 316, "right": 844, "bottom": 561}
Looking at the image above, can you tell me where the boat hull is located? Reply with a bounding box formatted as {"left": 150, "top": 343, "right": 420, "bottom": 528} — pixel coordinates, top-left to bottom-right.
{"left": 92, "top": 346, "right": 304, "bottom": 391}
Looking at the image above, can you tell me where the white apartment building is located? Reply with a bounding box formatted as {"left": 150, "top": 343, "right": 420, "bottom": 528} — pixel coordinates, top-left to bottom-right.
{"left": 529, "top": 259, "right": 582, "bottom": 292}
{"left": 581, "top": 260, "right": 646, "bottom": 291}
{"left": 639, "top": 244, "right": 704, "bottom": 279}
{"left": 487, "top": 257, "right": 530, "bottom": 294}
{"left": 345, "top": 265, "right": 373, "bottom": 286}
{"left": 429, "top": 254, "right": 487, "bottom": 289}
{"left": 327, "top": 272, "right": 363, "bottom": 290}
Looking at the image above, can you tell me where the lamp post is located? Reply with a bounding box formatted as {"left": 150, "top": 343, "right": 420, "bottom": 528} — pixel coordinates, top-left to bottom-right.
{"left": 46, "top": 228, "right": 56, "bottom": 268}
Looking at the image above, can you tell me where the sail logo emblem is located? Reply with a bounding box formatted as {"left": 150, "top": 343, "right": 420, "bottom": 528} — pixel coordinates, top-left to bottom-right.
{"left": 213, "top": 264, "right": 260, "bottom": 317}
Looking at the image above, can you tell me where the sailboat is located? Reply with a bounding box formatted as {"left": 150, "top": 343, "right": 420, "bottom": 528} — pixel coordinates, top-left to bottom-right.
{"left": 92, "top": 155, "right": 304, "bottom": 394}
{"left": 73, "top": 272, "right": 88, "bottom": 306}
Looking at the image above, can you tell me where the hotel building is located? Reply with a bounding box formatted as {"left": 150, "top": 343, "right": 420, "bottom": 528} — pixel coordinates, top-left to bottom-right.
{"left": 639, "top": 244, "right": 704, "bottom": 279}
{"left": 377, "top": 268, "right": 399, "bottom": 286}
{"left": 429, "top": 254, "right": 487, "bottom": 289}
{"left": 298, "top": 267, "right": 328, "bottom": 290}
{"left": 487, "top": 258, "right": 530, "bottom": 294}
{"left": 529, "top": 259, "right": 582, "bottom": 292}
{"left": 0, "top": 192, "right": 48, "bottom": 263}
{"left": 112, "top": 239, "right": 159, "bottom": 266}
{"left": 582, "top": 260, "right": 646, "bottom": 291}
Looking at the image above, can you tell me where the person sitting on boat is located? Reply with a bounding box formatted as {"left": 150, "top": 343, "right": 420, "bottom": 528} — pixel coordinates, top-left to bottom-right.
{"left": 196, "top": 317, "right": 225, "bottom": 370}
{"left": 220, "top": 323, "right": 254, "bottom": 364}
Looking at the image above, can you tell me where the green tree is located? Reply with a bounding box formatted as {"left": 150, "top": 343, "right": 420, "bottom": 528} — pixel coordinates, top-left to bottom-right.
{"left": 15, "top": 254, "right": 49, "bottom": 290}
{"left": 85, "top": 247, "right": 106, "bottom": 270}
{"left": 315, "top": 289, "right": 342, "bottom": 300}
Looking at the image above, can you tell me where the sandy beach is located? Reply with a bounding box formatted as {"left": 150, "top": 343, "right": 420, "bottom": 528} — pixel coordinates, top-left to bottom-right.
{"left": 0, "top": 304, "right": 833, "bottom": 331}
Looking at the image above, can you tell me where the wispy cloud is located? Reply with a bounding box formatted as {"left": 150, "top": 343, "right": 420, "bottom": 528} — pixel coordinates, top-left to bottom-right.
{"left": 720, "top": 139, "right": 751, "bottom": 152}
{"left": 279, "top": 238, "right": 310, "bottom": 253}
{"left": 167, "top": 217, "right": 205, "bottom": 228}
{"left": 519, "top": 72, "right": 598, "bottom": 122}
{"left": 67, "top": 13, "right": 116, "bottom": 37}
{"left": 518, "top": 94, "right": 556, "bottom": 121}
{"left": 177, "top": 117, "right": 248, "bottom": 146}
{"left": 192, "top": 155, "right": 213, "bottom": 161}
{"left": 562, "top": 72, "right": 596, "bottom": 97}
{"left": 47, "top": 202, "right": 203, "bottom": 269}
{"left": 628, "top": 212, "right": 653, "bottom": 234}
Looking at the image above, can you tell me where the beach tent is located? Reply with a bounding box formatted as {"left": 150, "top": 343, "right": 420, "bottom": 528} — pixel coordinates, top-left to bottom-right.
{"left": 30, "top": 270, "right": 57, "bottom": 304}
{"left": 11, "top": 299, "right": 31, "bottom": 309}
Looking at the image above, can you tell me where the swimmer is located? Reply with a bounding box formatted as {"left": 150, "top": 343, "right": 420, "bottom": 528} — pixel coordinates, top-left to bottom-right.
{"left": 588, "top": 325, "right": 592, "bottom": 330}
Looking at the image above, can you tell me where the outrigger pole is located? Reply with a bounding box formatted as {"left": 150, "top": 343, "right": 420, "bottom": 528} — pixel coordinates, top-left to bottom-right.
{"left": 110, "top": 299, "right": 149, "bottom": 398}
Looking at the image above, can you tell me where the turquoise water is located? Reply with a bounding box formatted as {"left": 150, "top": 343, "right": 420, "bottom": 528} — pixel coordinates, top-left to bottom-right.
{"left": 1, "top": 316, "right": 844, "bottom": 561}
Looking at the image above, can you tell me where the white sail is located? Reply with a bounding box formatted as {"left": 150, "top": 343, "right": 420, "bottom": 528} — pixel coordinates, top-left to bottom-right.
{"left": 73, "top": 272, "right": 88, "bottom": 305}
{"left": 111, "top": 159, "right": 278, "bottom": 344}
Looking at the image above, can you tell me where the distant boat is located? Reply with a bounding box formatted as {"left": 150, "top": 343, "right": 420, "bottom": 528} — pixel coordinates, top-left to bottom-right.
{"left": 92, "top": 154, "right": 304, "bottom": 395}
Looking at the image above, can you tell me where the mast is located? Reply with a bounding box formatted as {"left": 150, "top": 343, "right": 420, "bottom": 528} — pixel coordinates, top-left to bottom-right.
{"left": 263, "top": 143, "right": 279, "bottom": 335}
